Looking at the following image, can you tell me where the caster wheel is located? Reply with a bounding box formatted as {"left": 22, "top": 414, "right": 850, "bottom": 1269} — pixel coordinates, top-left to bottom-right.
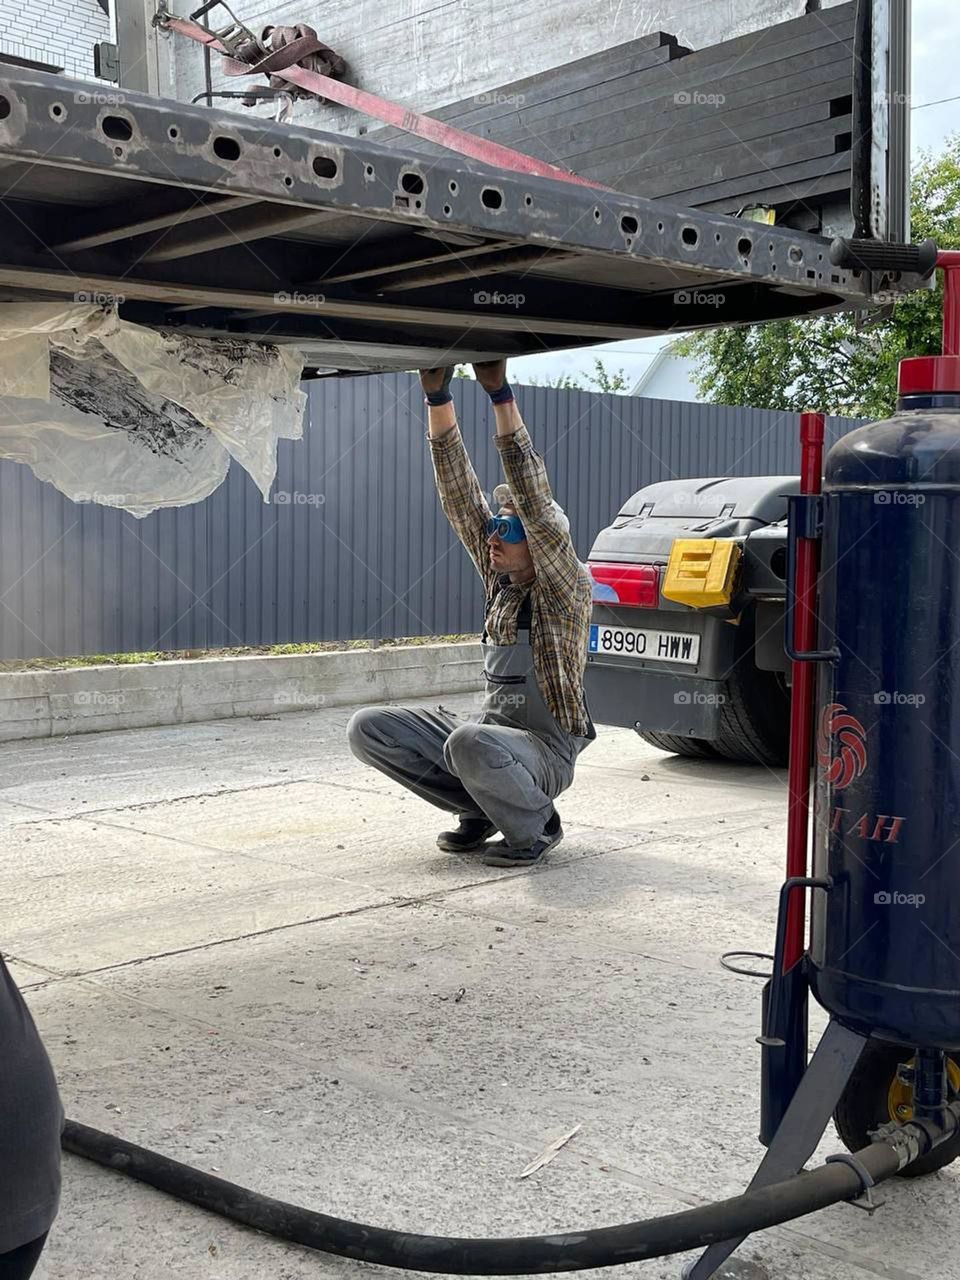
{"left": 834, "top": 1040, "right": 960, "bottom": 1177}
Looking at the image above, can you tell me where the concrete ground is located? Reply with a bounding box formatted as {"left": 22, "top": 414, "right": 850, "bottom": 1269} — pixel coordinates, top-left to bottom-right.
{"left": 1, "top": 694, "right": 956, "bottom": 1280}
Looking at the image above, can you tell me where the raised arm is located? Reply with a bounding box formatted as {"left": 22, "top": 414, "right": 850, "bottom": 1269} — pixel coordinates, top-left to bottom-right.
{"left": 420, "top": 366, "right": 494, "bottom": 585}
{"left": 473, "top": 361, "right": 585, "bottom": 601}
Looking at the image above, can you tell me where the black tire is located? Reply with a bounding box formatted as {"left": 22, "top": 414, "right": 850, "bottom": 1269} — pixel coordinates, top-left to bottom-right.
{"left": 711, "top": 611, "right": 790, "bottom": 766}
{"left": 636, "top": 730, "right": 719, "bottom": 759}
{"left": 833, "top": 1039, "right": 960, "bottom": 1177}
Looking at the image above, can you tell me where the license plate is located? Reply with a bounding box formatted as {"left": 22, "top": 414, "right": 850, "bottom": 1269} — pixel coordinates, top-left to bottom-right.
{"left": 589, "top": 623, "right": 701, "bottom": 664}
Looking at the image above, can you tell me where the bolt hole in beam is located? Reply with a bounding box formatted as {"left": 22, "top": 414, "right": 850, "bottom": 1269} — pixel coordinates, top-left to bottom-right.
{"left": 448, "top": 180, "right": 458, "bottom": 195}
{"left": 313, "top": 155, "right": 338, "bottom": 179}
{"left": 213, "top": 135, "right": 241, "bottom": 161}
{"left": 50, "top": 102, "right": 65, "bottom": 119}
{"left": 593, "top": 206, "right": 602, "bottom": 222}
{"left": 620, "top": 214, "right": 639, "bottom": 236}
{"left": 0, "top": 95, "right": 10, "bottom": 120}
{"left": 789, "top": 246, "right": 804, "bottom": 264}
{"left": 481, "top": 187, "right": 504, "bottom": 210}
{"left": 738, "top": 236, "right": 753, "bottom": 257}
{"left": 168, "top": 125, "right": 180, "bottom": 139}
{"left": 401, "top": 171, "right": 425, "bottom": 195}
{"left": 101, "top": 115, "right": 133, "bottom": 142}
{"left": 681, "top": 225, "right": 699, "bottom": 247}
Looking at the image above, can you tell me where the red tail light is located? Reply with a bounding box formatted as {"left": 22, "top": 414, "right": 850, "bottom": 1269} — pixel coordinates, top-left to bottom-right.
{"left": 589, "top": 562, "right": 661, "bottom": 608}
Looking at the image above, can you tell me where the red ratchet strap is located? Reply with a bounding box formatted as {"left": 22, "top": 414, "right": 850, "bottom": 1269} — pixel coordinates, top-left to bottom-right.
{"left": 162, "top": 15, "right": 610, "bottom": 191}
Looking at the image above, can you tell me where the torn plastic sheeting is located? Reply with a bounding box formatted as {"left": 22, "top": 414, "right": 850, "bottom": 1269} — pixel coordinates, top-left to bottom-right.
{"left": 0, "top": 302, "right": 307, "bottom": 517}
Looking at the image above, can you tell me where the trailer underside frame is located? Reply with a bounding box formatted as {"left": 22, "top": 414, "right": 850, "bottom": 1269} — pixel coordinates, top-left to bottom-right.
{"left": 0, "top": 68, "right": 925, "bottom": 377}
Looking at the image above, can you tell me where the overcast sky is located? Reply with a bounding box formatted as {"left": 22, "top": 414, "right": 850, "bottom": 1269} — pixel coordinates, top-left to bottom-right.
{"left": 511, "top": 0, "right": 959, "bottom": 391}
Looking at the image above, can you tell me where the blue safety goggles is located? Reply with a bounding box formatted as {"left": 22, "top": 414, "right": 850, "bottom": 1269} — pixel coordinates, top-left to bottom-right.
{"left": 486, "top": 514, "right": 526, "bottom": 543}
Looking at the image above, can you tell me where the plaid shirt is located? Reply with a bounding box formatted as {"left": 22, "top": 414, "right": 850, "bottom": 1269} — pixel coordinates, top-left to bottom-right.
{"left": 430, "top": 421, "right": 593, "bottom": 738}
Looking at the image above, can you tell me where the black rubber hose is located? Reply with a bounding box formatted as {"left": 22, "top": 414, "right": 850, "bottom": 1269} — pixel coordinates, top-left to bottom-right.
{"left": 63, "top": 1119, "right": 913, "bottom": 1275}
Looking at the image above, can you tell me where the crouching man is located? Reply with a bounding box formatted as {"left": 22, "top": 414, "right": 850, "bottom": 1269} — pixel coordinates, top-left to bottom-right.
{"left": 348, "top": 359, "right": 595, "bottom": 867}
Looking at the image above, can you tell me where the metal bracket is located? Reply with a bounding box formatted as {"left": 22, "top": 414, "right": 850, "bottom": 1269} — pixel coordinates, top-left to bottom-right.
{"left": 825, "top": 1152, "right": 887, "bottom": 1214}
{"left": 758, "top": 877, "right": 830, "bottom": 1049}
{"left": 790, "top": 492, "right": 824, "bottom": 540}
{"left": 784, "top": 494, "right": 840, "bottom": 663}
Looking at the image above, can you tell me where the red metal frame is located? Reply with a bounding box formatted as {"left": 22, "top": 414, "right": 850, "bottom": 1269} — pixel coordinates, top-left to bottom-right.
{"left": 938, "top": 251, "right": 960, "bottom": 357}
{"left": 783, "top": 411, "right": 826, "bottom": 972}
{"left": 899, "top": 250, "right": 960, "bottom": 392}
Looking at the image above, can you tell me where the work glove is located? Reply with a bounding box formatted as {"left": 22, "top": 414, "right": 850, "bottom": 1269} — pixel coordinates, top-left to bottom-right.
{"left": 419, "top": 366, "right": 456, "bottom": 406}
{"left": 472, "top": 359, "right": 515, "bottom": 405}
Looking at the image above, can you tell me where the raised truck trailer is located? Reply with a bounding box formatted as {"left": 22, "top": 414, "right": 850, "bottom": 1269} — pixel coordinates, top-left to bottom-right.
{"left": 585, "top": 475, "right": 799, "bottom": 765}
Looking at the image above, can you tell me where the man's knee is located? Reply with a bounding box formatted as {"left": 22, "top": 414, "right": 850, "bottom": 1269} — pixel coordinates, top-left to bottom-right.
{"left": 443, "top": 722, "right": 513, "bottom": 775}
{"left": 347, "top": 705, "right": 393, "bottom": 759}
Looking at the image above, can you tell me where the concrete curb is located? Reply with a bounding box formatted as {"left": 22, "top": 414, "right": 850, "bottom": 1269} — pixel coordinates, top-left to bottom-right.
{"left": 0, "top": 642, "right": 484, "bottom": 742}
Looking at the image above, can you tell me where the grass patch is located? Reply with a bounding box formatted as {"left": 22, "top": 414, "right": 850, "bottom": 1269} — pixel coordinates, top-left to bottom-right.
{"left": 0, "top": 635, "right": 477, "bottom": 674}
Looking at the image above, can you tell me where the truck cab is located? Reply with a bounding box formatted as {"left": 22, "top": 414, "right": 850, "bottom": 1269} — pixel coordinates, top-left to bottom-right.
{"left": 585, "top": 476, "right": 796, "bottom": 764}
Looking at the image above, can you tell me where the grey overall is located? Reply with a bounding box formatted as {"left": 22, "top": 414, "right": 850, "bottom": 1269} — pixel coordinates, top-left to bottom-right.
{"left": 348, "top": 591, "right": 594, "bottom": 848}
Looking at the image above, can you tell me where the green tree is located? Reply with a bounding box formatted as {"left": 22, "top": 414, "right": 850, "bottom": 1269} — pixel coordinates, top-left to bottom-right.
{"left": 586, "top": 357, "right": 630, "bottom": 393}
{"left": 676, "top": 136, "right": 960, "bottom": 418}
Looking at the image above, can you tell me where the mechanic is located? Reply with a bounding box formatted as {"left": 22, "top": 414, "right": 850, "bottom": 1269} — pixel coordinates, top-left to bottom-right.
{"left": 0, "top": 955, "right": 62, "bottom": 1279}
{"left": 348, "top": 359, "right": 595, "bottom": 866}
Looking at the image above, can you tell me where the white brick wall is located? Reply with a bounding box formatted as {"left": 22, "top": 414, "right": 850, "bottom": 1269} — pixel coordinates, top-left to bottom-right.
{"left": 0, "top": 0, "right": 110, "bottom": 81}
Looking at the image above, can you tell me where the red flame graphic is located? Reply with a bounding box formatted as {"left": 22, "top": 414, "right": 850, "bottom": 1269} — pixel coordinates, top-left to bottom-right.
{"left": 816, "top": 702, "right": 867, "bottom": 790}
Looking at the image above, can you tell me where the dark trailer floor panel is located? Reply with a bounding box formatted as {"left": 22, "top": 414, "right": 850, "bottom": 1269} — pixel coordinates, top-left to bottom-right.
{"left": 0, "top": 68, "right": 919, "bottom": 378}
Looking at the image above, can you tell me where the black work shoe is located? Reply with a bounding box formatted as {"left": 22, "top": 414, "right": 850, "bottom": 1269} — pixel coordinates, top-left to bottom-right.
{"left": 437, "top": 817, "right": 497, "bottom": 852}
{"left": 482, "top": 810, "right": 563, "bottom": 868}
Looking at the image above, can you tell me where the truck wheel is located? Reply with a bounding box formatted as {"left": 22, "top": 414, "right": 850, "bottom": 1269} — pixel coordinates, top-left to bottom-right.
{"left": 834, "top": 1040, "right": 960, "bottom": 1177}
{"left": 636, "top": 730, "right": 719, "bottom": 759}
{"left": 712, "top": 613, "right": 790, "bottom": 766}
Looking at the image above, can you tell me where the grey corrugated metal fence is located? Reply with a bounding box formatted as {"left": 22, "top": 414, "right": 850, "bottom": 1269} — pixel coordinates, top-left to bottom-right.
{"left": 0, "top": 376, "right": 855, "bottom": 660}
